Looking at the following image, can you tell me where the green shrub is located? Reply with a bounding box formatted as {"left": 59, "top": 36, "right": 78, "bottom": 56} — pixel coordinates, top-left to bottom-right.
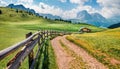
{"left": 0, "top": 9, "right": 2, "bottom": 14}
{"left": 9, "top": 14, "right": 15, "bottom": 17}
{"left": 19, "top": 10, "right": 23, "bottom": 13}
{"left": 16, "top": 9, "right": 18, "bottom": 13}
{"left": 21, "top": 14, "right": 27, "bottom": 17}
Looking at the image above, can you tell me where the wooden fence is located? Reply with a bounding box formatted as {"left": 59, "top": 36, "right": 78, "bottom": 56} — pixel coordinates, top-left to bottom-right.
{"left": 0, "top": 30, "right": 65, "bottom": 69}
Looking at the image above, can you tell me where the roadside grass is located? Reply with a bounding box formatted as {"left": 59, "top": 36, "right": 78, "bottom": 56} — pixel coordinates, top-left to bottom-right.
{"left": 66, "top": 28, "right": 120, "bottom": 69}
{"left": 47, "top": 40, "right": 58, "bottom": 69}
{"left": 59, "top": 40, "right": 89, "bottom": 69}
{"left": 36, "top": 39, "right": 58, "bottom": 69}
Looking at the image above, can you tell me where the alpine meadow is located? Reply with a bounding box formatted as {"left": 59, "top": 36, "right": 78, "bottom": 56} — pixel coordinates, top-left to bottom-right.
{"left": 0, "top": 0, "right": 120, "bottom": 69}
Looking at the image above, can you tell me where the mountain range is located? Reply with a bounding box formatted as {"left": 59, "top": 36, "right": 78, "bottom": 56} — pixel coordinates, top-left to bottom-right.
{"left": 39, "top": 13, "right": 61, "bottom": 20}
{"left": 7, "top": 4, "right": 39, "bottom": 16}
{"left": 70, "top": 10, "right": 109, "bottom": 27}
{"left": 7, "top": 4, "right": 62, "bottom": 20}
{"left": 7, "top": 4, "right": 120, "bottom": 27}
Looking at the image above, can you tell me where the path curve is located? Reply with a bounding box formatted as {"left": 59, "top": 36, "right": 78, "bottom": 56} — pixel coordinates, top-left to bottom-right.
{"left": 61, "top": 35, "right": 107, "bottom": 69}
{"left": 51, "top": 36, "right": 73, "bottom": 69}
{"left": 51, "top": 36, "right": 108, "bottom": 69}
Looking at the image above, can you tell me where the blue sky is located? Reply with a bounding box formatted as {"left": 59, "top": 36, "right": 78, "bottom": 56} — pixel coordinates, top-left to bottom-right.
{"left": 33, "top": 0, "right": 101, "bottom": 10}
{"left": 0, "top": 0, "right": 120, "bottom": 19}
{"left": 84, "top": 0, "right": 101, "bottom": 9}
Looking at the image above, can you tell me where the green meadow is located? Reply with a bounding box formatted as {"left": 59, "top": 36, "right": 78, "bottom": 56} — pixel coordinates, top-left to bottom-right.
{"left": 66, "top": 28, "right": 120, "bottom": 69}
{"left": 0, "top": 7, "right": 104, "bottom": 50}
{"left": 0, "top": 7, "right": 104, "bottom": 69}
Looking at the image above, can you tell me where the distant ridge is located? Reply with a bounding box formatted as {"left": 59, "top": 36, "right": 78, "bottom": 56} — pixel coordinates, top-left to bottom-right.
{"left": 0, "top": 7, "right": 39, "bottom": 22}
{"left": 71, "top": 10, "right": 109, "bottom": 27}
{"left": 39, "top": 13, "right": 61, "bottom": 20}
{"left": 108, "top": 23, "right": 120, "bottom": 28}
{"left": 7, "top": 4, "right": 62, "bottom": 20}
{"left": 7, "top": 4, "right": 39, "bottom": 16}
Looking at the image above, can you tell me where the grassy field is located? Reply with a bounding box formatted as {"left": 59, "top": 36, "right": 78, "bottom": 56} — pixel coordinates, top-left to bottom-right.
{"left": 66, "top": 28, "right": 120, "bottom": 69}
{"left": 16, "top": 19, "right": 105, "bottom": 32}
{"left": 0, "top": 7, "right": 104, "bottom": 33}
{"left": 0, "top": 7, "right": 104, "bottom": 50}
{"left": 0, "top": 19, "right": 104, "bottom": 50}
{"left": 0, "top": 7, "right": 40, "bottom": 50}
{"left": 0, "top": 7, "right": 39, "bottom": 22}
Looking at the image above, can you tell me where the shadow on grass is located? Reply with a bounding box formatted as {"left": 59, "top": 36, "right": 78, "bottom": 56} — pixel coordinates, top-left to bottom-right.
{"left": 35, "top": 40, "right": 50, "bottom": 69}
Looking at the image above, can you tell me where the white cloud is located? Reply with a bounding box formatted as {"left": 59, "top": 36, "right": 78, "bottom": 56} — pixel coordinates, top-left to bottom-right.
{"left": 0, "top": 0, "right": 7, "bottom": 7}
{"left": 38, "top": 2, "right": 63, "bottom": 16}
{"left": 0, "top": 0, "right": 99, "bottom": 19}
{"left": 77, "top": 5, "right": 97, "bottom": 13}
{"left": 16, "top": 0, "right": 34, "bottom": 8}
{"left": 70, "top": 0, "right": 88, "bottom": 5}
{"left": 17, "top": 0, "right": 33, "bottom": 4}
{"left": 36, "top": 2, "right": 98, "bottom": 19}
{"left": 38, "top": 2, "right": 77, "bottom": 19}
{"left": 59, "top": 0, "right": 67, "bottom": 3}
{"left": 35, "top": 2, "right": 75, "bottom": 19}
{"left": 97, "top": 0, "right": 120, "bottom": 7}
{"left": 62, "top": 8, "right": 78, "bottom": 19}
{"left": 62, "top": 3, "right": 99, "bottom": 18}
{"left": 30, "top": 5, "right": 41, "bottom": 13}
{"left": 97, "top": 0, "right": 120, "bottom": 18}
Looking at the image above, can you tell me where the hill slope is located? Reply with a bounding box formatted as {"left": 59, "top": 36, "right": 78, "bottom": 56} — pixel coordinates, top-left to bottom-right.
{"left": 0, "top": 7, "right": 105, "bottom": 32}
{"left": 0, "top": 7, "right": 39, "bottom": 22}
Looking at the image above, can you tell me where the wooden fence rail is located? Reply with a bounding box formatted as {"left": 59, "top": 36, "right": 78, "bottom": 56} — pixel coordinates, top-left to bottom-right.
{"left": 0, "top": 30, "right": 63, "bottom": 69}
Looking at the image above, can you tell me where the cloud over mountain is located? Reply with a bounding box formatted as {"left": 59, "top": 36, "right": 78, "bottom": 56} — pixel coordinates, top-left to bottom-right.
{"left": 97, "top": 0, "right": 120, "bottom": 18}
{"left": 72, "top": 10, "right": 109, "bottom": 27}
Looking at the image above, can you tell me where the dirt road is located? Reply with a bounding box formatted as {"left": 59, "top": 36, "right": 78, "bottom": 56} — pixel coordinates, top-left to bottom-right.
{"left": 51, "top": 36, "right": 107, "bottom": 69}
{"left": 51, "top": 36, "right": 73, "bottom": 69}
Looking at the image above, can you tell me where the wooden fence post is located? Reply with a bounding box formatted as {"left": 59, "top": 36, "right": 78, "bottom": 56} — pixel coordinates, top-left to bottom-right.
{"left": 38, "top": 32, "right": 41, "bottom": 47}
{"left": 55, "top": 30, "right": 57, "bottom": 36}
{"left": 41, "top": 31, "right": 44, "bottom": 44}
{"left": 26, "top": 32, "right": 34, "bottom": 69}
{"left": 44, "top": 30, "right": 46, "bottom": 40}
{"left": 50, "top": 30, "right": 52, "bottom": 39}
{"left": 47, "top": 30, "right": 48, "bottom": 39}
{"left": 49, "top": 30, "right": 51, "bottom": 39}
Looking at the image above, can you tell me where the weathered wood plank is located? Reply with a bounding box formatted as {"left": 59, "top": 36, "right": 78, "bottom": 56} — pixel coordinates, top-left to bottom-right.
{"left": 7, "top": 38, "right": 39, "bottom": 69}
{"left": 0, "top": 32, "right": 39, "bottom": 60}
{"left": 0, "top": 30, "right": 66, "bottom": 69}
